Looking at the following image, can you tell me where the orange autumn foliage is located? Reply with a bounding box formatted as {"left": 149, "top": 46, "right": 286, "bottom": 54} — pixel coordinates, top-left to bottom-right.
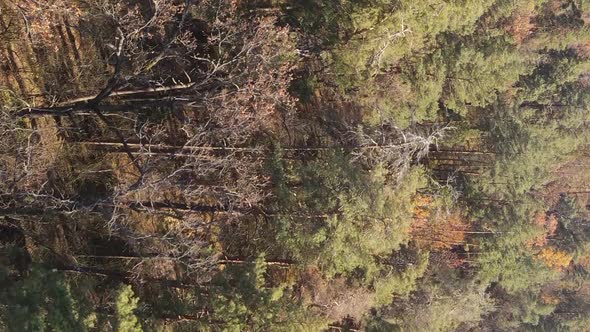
{"left": 546, "top": 215, "right": 558, "bottom": 235}
{"left": 413, "top": 194, "right": 432, "bottom": 221}
{"left": 536, "top": 248, "right": 572, "bottom": 270}
{"left": 506, "top": 15, "right": 536, "bottom": 44}
{"left": 540, "top": 292, "right": 560, "bottom": 305}
{"left": 579, "top": 254, "right": 590, "bottom": 269}
{"left": 411, "top": 206, "right": 470, "bottom": 252}
{"left": 504, "top": 4, "right": 537, "bottom": 44}
{"left": 528, "top": 213, "right": 558, "bottom": 248}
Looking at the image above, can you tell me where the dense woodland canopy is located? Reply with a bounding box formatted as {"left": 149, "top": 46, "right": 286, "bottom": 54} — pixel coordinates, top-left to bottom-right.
{"left": 1, "top": 0, "right": 590, "bottom": 330}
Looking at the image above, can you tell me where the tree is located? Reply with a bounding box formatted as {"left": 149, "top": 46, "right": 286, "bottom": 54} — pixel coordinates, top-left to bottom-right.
{"left": 0, "top": 245, "right": 96, "bottom": 332}
{"left": 552, "top": 195, "right": 590, "bottom": 260}
{"left": 206, "top": 254, "right": 328, "bottom": 331}
{"left": 115, "top": 285, "right": 142, "bottom": 332}
{"left": 384, "top": 278, "right": 495, "bottom": 332}
{"left": 536, "top": 247, "right": 573, "bottom": 270}
{"left": 272, "top": 152, "right": 428, "bottom": 282}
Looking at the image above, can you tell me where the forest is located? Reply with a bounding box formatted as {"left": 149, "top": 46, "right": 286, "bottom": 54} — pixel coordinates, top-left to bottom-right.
{"left": 1, "top": 0, "right": 590, "bottom": 331}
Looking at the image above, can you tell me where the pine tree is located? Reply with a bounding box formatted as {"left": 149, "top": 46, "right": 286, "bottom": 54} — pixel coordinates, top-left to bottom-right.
{"left": 115, "top": 285, "right": 142, "bottom": 332}
{"left": 0, "top": 246, "right": 96, "bottom": 332}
